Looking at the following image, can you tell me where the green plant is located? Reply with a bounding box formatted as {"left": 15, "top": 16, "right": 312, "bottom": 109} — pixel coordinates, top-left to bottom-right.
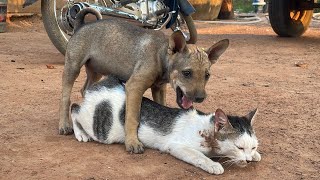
{"left": 233, "top": 0, "right": 254, "bottom": 13}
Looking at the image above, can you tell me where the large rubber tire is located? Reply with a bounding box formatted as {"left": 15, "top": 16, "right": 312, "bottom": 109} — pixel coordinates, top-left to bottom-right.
{"left": 41, "top": 0, "right": 68, "bottom": 55}
{"left": 268, "top": 0, "right": 313, "bottom": 37}
{"left": 171, "top": 13, "right": 198, "bottom": 44}
{"left": 183, "top": 14, "right": 197, "bottom": 44}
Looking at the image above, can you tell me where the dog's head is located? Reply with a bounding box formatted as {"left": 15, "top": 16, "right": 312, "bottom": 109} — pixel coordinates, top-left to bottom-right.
{"left": 168, "top": 31, "right": 229, "bottom": 109}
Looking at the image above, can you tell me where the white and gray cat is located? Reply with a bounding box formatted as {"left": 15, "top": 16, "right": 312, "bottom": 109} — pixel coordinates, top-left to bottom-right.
{"left": 71, "top": 76, "right": 261, "bottom": 175}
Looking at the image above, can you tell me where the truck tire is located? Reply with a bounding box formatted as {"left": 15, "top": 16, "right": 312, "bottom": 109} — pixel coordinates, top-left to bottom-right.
{"left": 269, "top": 0, "right": 313, "bottom": 37}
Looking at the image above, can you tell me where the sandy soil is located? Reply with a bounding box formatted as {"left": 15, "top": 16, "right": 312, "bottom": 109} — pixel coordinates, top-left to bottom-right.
{"left": 0, "top": 15, "right": 319, "bottom": 179}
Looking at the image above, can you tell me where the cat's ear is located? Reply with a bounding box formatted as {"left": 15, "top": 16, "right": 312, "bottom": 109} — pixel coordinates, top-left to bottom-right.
{"left": 245, "top": 108, "right": 258, "bottom": 126}
{"left": 214, "top": 109, "right": 232, "bottom": 133}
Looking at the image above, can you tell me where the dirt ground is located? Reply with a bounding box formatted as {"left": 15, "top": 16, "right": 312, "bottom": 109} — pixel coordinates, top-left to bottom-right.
{"left": 0, "top": 15, "right": 319, "bottom": 179}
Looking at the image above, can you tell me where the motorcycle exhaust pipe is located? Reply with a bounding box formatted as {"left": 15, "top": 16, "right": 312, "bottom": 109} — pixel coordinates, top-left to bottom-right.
{"left": 69, "top": 2, "right": 173, "bottom": 30}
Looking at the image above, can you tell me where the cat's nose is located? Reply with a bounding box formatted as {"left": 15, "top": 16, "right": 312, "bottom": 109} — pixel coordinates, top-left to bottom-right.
{"left": 237, "top": 160, "right": 247, "bottom": 167}
{"left": 246, "top": 155, "right": 252, "bottom": 162}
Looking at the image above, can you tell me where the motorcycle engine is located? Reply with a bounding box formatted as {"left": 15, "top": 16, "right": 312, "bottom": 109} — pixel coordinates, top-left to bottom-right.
{"left": 139, "top": 0, "right": 167, "bottom": 23}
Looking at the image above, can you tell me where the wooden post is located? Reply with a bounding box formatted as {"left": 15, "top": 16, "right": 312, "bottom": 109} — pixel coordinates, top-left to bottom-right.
{"left": 218, "top": 0, "right": 234, "bottom": 19}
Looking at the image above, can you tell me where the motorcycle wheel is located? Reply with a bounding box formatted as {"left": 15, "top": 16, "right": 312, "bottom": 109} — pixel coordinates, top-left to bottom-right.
{"left": 41, "top": 0, "right": 109, "bottom": 55}
{"left": 171, "top": 13, "right": 197, "bottom": 44}
{"left": 268, "top": 0, "right": 313, "bottom": 37}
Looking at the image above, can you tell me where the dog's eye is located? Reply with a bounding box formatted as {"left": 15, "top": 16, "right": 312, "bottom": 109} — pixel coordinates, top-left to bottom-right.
{"left": 252, "top": 147, "right": 256, "bottom": 150}
{"left": 205, "top": 72, "right": 210, "bottom": 80}
{"left": 182, "top": 70, "right": 192, "bottom": 78}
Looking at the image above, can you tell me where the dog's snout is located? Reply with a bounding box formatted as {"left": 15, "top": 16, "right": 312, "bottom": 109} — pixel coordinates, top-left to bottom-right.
{"left": 193, "top": 91, "right": 206, "bottom": 103}
{"left": 195, "top": 97, "right": 205, "bottom": 103}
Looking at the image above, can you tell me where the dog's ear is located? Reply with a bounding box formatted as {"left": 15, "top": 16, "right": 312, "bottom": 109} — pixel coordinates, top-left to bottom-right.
{"left": 169, "top": 31, "right": 187, "bottom": 53}
{"left": 206, "top": 39, "right": 229, "bottom": 64}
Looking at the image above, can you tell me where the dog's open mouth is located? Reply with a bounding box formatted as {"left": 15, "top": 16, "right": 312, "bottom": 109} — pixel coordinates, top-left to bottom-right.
{"left": 176, "top": 87, "right": 193, "bottom": 109}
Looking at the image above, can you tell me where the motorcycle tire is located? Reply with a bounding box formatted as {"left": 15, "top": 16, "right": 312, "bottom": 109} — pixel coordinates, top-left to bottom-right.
{"left": 171, "top": 13, "right": 197, "bottom": 44}
{"left": 183, "top": 14, "right": 197, "bottom": 44}
{"left": 268, "top": 0, "right": 313, "bottom": 37}
{"left": 41, "top": 0, "right": 68, "bottom": 55}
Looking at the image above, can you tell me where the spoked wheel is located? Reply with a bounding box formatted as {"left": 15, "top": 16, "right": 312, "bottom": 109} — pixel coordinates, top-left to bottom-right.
{"left": 41, "top": 0, "right": 109, "bottom": 55}
{"left": 171, "top": 13, "right": 197, "bottom": 44}
{"left": 268, "top": 0, "right": 313, "bottom": 37}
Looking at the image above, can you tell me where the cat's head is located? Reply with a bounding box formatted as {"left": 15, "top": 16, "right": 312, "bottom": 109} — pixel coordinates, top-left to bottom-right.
{"left": 213, "top": 108, "right": 259, "bottom": 167}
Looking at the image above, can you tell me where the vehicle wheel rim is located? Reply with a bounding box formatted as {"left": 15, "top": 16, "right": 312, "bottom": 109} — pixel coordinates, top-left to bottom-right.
{"left": 53, "top": 0, "right": 108, "bottom": 42}
{"left": 290, "top": 10, "right": 307, "bottom": 22}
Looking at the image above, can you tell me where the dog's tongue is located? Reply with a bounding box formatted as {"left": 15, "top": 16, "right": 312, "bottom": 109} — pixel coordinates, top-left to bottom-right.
{"left": 182, "top": 95, "right": 193, "bottom": 109}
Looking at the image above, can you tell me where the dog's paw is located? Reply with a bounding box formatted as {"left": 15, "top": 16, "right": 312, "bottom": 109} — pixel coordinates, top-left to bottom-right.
{"left": 59, "top": 122, "right": 74, "bottom": 135}
{"left": 125, "top": 138, "right": 144, "bottom": 154}
{"left": 252, "top": 151, "right": 261, "bottom": 162}
{"left": 203, "top": 161, "right": 224, "bottom": 175}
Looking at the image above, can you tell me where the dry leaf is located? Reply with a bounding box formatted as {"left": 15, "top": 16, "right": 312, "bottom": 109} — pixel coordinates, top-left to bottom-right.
{"left": 46, "top": 64, "right": 55, "bottom": 69}
{"left": 295, "top": 62, "right": 308, "bottom": 68}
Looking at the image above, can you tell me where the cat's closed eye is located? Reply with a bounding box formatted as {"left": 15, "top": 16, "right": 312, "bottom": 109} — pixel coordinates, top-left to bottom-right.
{"left": 252, "top": 147, "right": 256, "bottom": 150}
{"left": 236, "top": 146, "right": 244, "bottom": 150}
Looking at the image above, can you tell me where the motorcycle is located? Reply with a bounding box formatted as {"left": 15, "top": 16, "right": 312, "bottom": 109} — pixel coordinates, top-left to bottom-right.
{"left": 23, "top": 0, "right": 198, "bottom": 55}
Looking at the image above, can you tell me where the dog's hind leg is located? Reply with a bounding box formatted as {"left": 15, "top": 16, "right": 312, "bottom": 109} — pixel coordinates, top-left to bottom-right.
{"left": 80, "top": 65, "right": 103, "bottom": 97}
{"left": 59, "top": 61, "right": 81, "bottom": 135}
{"left": 151, "top": 84, "right": 167, "bottom": 105}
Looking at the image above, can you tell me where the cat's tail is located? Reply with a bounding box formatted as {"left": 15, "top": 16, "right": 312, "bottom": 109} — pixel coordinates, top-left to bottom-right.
{"left": 71, "top": 103, "right": 81, "bottom": 120}
{"left": 71, "top": 103, "right": 81, "bottom": 114}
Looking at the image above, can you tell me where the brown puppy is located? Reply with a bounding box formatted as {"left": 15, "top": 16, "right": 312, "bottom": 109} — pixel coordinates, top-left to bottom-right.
{"left": 59, "top": 8, "right": 229, "bottom": 153}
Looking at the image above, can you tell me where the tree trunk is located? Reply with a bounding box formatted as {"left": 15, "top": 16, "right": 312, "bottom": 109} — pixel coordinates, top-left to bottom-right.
{"left": 218, "top": 0, "right": 234, "bottom": 19}
{"left": 189, "top": 0, "right": 223, "bottom": 20}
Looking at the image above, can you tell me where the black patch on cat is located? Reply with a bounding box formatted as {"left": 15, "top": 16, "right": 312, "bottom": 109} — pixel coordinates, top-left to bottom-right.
{"left": 93, "top": 101, "right": 113, "bottom": 141}
{"left": 118, "top": 97, "right": 185, "bottom": 135}
{"left": 88, "top": 75, "right": 124, "bottom": 91}
{"left": 140, "top": 98, "right": 184, "bottom": 135}
{"left": 119, "top": 103, "right": 125, "bottom": 126}
{"left": 209, "top": 115, "right": 215, "bottom": 124}
{"left": 227, "top": 115, "right": 253, "bottom": 136}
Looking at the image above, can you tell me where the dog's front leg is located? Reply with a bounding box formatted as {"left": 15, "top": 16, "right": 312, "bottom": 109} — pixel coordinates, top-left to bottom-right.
{"left": 151, "top": 84, "right": 167, "bottom": 105}
{"left": 125, "top": 76, "right": 154, "bottom": 153}
{"left": 168, "top": 144, "right": 224, "bottom": 175}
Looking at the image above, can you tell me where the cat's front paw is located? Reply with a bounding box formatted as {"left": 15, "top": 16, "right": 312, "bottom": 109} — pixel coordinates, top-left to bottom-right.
{"left": 203, "top": 161, "right": 224, "bottom": 175}
{"left": 252, "top": 151, "right": 261, "bottom": 162}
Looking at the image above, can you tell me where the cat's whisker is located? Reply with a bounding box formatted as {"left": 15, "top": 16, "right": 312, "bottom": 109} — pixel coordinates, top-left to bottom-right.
{"left": 226, "top": 160, "right": 237, "bottom": 169}
{"left": 221, "top": 159, "right": 236, "bottom": 165}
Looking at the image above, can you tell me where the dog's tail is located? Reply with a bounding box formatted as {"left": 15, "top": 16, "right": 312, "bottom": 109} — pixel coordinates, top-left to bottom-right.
{"left": 73, "top": 7, "right": 103, "bottom": 32}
